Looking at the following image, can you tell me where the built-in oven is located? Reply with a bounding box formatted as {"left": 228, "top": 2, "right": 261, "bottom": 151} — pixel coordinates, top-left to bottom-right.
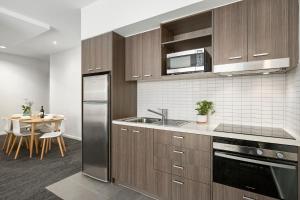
{"left": 166, "top": 48, "right": 211, "bottom": 75}
{"left": 213, "top": 137, "right": 298, "bottom": 200}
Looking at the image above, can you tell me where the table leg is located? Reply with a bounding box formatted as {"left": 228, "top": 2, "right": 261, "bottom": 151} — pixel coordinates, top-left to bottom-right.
{"left": 30, "top": 123, "right": 35, "bottom": 158}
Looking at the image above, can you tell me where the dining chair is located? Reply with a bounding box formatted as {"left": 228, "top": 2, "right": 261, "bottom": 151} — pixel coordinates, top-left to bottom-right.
{"left": 9, "top": 119, "right": 39, "bottom": 159}
{"left": 40, "top": 120, "right": 66, "bottom": 160}
{"left": 2, "top": 118, "right": 12, "bottom": 153}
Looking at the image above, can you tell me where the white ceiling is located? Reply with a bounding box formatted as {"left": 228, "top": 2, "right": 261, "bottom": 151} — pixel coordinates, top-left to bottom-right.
{"left": 0, "top": 0, "right": 98, "bottom": 60}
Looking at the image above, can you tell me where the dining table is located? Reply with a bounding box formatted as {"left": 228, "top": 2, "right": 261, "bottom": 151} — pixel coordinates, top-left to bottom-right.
{"left": 6, "top": 115, "right": 64, "bottom": 158}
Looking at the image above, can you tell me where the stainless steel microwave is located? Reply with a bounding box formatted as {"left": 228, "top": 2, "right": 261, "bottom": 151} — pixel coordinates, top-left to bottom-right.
{"left": 166, "top": 48, "right": 211, "bottom": 75}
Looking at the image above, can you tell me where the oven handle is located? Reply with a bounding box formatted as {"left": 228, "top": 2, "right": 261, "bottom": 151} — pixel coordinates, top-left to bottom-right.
{"left": 215, "top": 152, "right": 297, "bottom": 170}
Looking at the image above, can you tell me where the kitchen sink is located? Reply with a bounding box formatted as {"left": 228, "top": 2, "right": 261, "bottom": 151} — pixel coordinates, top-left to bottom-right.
{"left": 125, "top": 117, "right": 161, "bottom": 124}
{"left": 124, "top": 117, "right": 189, "bottom": 127}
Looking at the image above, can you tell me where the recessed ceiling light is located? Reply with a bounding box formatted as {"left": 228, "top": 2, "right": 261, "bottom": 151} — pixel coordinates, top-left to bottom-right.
{"left": 53, "top": 41, "right": 57, "bottom": 45}
{"left": 0, "top": 45, "right": 7, "bottom": 49}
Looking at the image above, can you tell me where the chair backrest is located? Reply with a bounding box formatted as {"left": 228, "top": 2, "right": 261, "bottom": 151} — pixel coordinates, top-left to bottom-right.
{"left": 12, "top": 119, "right": 21, "bottom": 136}
{"left": 3, "top": 118, "right": 12, "bottom": 133}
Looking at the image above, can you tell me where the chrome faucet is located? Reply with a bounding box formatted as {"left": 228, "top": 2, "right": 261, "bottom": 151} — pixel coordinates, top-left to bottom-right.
{"left": 147, "top": 108, "right": 168, "bottom": 124}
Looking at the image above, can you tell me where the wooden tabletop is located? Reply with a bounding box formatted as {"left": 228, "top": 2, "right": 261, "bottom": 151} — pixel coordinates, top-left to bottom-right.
{"left": 22, "top": 117, "right": 64, "bottom": 124}
{"left": 4, "top": 116, "right": 64, "bottom": 123}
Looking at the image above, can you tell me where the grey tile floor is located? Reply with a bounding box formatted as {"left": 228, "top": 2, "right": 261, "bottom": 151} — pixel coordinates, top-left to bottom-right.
{"left": 47, "top": 173, "right": 155, "bottom": 200}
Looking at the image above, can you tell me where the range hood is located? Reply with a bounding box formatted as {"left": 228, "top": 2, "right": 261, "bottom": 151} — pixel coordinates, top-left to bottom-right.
{"left": 213, "top": 58, "right": 289, "bottom": 75}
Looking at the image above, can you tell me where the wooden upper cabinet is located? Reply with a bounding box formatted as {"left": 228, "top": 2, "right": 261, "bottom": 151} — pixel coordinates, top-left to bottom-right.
{"left": 248, "top": 0, "right": 289, "bottom": 61}
{"left": 81, "top": 39, "right": 91, "bottom": 74}
{"left": 82, "top": 38, "right": 97, "bottom": 74}
{"left": 82, "top": 32, "right": 113, "bottom": 74}
{"left": 213, "top": 1, "right": 247, "bottom": 65}
{"left": 125, "top": 34, "right": 143, "bottom": 81}
{"left": 95, "top": 32, "right": 113, "bottom": 72}
{"left": 214, "top": 0, "right": 294, "bottom": 65}
{"left": 142, "top": 29, "right": 161, "bottom": 80}
{"left": 125, "top": 28, "right": 161, "bottom": 81}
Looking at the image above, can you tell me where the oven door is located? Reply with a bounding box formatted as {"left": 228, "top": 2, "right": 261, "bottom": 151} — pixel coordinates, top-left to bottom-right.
{"left": 213, "top": 151, "right": 297, "bottom": 200}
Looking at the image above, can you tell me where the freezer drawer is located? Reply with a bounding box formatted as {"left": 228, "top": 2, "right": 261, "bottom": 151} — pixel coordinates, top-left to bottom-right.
{"left": 83, "top": 75, "right": 108, "bottom": 101}
{"left": 82, "top": 102, "right": 109, "bottom": 181}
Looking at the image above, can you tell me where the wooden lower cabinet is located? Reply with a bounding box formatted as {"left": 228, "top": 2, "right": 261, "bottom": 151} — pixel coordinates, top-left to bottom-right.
{"left": 112, "top": 125, "right": 156, "bottom": 194}
{"left": 155, "top": 170, "right": 172, "bottom": 200}
{"left": 172, "top": 175, "right": 211, "bottom": 200}
{"left": 112, "top": 124, "right": 212, "bottom": 200}
{"left": 213, "top": 183, "right": 279, "bottom": 200}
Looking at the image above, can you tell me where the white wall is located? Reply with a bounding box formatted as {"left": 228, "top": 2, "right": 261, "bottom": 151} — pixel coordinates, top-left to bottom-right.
{"left": 285, "top": 66, "right": 300, "bottom": 138}
{"left": 0, "top": 52, "right": 49, "bottom": 133}
{"left": 81, "top": 0, "right": 201, "bottom": 39}
{"left": 50, "top": 47, "right": 81, "bottom": 140}
{"left": 81, "top": 0, "right": 240, "bottom": 39}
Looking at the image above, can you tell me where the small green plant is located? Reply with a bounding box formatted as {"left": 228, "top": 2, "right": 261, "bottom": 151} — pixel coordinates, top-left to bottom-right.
{"left": 22, "top": 98, "right": 33, "bottom": 116}
{"left": 195, "top": 100, "right": 215, "bottom": 115}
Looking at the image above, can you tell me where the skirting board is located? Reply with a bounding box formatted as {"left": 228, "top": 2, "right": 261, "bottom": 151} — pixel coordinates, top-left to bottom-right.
{"left": 63, "top": 134, "right": 81, "bottom": 141}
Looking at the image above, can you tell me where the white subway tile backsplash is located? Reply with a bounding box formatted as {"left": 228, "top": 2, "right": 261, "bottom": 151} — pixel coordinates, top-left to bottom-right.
{"left": 137, "top": 68, "right": 300, "bottom": 137}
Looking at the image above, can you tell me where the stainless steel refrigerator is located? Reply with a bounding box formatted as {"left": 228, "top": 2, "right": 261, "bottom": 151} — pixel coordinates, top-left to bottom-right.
{"left": 82, "top": 74, "right": 110, "bottom": 182}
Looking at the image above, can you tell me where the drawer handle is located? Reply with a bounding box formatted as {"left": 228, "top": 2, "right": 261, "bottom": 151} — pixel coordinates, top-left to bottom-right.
{"left": 253, "top": 53, "right": 269, "bottom": 57}
{"left": 88, "top": 68, "right": 94, "bottom": 71}
{"left": 121, "top": 128, "right": 127, "bottom": 131}
{"left": 144, "top": 74, "right": 152, "bottom": 77}
{"left": 173, "top": 150, "right": 184, "bottom": 154}
{"left": 243, "top": 196, "right": 256, "bottom": 200}
{"left": 95, "top": 67, "right": 102, "bottom": 70}
{"left": 228, "top": 56, "right": 242, "bottom": 60}
{"left": 173, "top": 165, "right": 184, "bottom": 170}
{"left": 172, "top": 180, "right": 184, "bottom": 185}
{"left": 132, "top": 75, "right": 140, "bottom": 78}
{"left": 173, "top": 136, "right": 184, "bottom": 139}
{"left": 132, "top": 130, "right": 140, "bottom": 133}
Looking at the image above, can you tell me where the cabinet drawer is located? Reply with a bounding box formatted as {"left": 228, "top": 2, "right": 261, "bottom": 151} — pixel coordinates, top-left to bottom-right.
{"left": 172, "top": 132, "right": 211, "bottom": 152}
{"left": 172, "top": 162, "right": 184, "bottom": 177}
{"left": 172, "top": 175, "right": 211, "bottom": 200}
{"left": 213, "top": 183, "right": 279, "bottom": 200}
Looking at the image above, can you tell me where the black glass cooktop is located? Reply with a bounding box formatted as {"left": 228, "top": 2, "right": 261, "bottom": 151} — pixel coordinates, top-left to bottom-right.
{"left": 214, "top": 123, "right": 295, "bottom": 140}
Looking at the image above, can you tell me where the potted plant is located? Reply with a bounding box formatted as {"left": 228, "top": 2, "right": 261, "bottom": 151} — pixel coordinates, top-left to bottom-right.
{"left": 22, "top": 99, "right": 33, "bottom": 116}
{"left": 195, "top": 100, "right": 215, "bottom": 123}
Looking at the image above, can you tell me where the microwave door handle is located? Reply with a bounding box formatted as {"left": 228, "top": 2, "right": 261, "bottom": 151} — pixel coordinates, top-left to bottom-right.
{"left": 214, "top": 152, "right": 296, "bottom": 170}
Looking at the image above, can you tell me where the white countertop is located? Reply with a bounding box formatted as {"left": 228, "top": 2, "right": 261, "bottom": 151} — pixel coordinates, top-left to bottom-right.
{"left": 112, "top": 118, "right": 300, "bottom": 147}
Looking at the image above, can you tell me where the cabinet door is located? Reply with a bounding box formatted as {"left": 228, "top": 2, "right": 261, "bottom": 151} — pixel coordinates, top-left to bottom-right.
{"left": 131, "top": 127, "right": 147, "bottom": 189}
{"left": 82, "top": 38, "right": 97, "bottom": 74}
{"left": 125, "top": 34, "right": 143, "bottom": 81}
{"left": 154, "top": 143, "right": 172, "bottom": 173}
{"left": 142, "top": 29, "right": 161, "bottom": 80}
{"left": 184, "top": 149, "right": 211, "bottom": 184}
{"left": 248, "top": 0, "right": 288, "bottom": 61}
{"left": 95, "top": 32, "right": 113, "bottom": 72}
{"left": 82, "top": 39, "right": 91, "bottom": 74}
{"left": 118, "top": 126, "right": 130, "bottom": 184}
{"left": 156, "top": 171, "right": 172, "bottom": 200}
{"left": 213, "top": 1, "right": 247, "bottom": 65}
{"left": 172, "top": 176, "right": 211, "bottom": 200}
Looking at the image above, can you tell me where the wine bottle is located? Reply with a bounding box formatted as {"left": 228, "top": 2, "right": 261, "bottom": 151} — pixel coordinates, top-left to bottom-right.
{"left": 40, "top": 106, "right": 45, "bottom": 118}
